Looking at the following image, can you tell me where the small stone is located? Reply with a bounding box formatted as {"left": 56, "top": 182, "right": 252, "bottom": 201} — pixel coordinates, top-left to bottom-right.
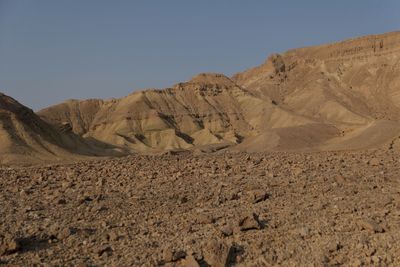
{"left": 57, "top": 198, "right": 67, "bottom": 205}
{"left": 58, "top": 227, "right": 75, "bottom": 240}
{"left": 163, "top": 247, "right": 174, "bottom": 262}
{"left": 239, "top": 213, "right": 261, "bottom": 231}
{"left": 48, "top": 224, "right": 61, "bottom": 239}
{"left": 0, "top": 236, "right": 21, "bottom": 255}
{"left": 247, "top": 190, "right": 269, "bottom": 203}
{"left": 172, "top": 250, "right": 186, "bottom": 261}
{"left": 108, "top": 231, "right": 119, "bottom": 241}
{"left": 163, "top": 247, "right": 186, "bottom": 262}
{"left": 359, "top": 219, "right": 384, "bottom": 233}
{"left": 196, "top": 214, "right": 214, "bottom": 224}
{"left": 291, "top": 167, "right": 303, "bottom": 176}
{"left": 350, "top": 258, "right": 362, "bottom": 267}
{"left": 181, "top": 255, "right": 200, "bottom": 267}
{"left": 327, "top": 241, "right": 342, "bottom": 252}
{"left": 97, "top": 246, "right": 113, "bottom": 257}
{"left": 298, "top": 226, "right": 310, "bottom": 238}
{"left": 180, "top": 196, "right": 188, "bottom": 204}
{"left": 371, "top": 255, "right": 380, "bottom": 264}
{"left": 220, "top": 225, "right": 233, "bottom": 237}
{"left": 368, "top": 158, "right": 380, "bottom": 166}
{"left": 203, "top": 240, "right": 231, "bottom": 267}
{"left": 92, "top": 204, "right": 107, "bottom": 213}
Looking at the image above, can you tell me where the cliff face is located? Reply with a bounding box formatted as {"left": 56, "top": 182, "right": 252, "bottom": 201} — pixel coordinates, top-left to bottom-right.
{"left": 36, "top": 31, "right": 400, "bottom": 154}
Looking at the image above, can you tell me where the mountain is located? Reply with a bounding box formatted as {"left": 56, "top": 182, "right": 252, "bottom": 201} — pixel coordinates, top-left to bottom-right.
{"left": 38, "top": 72, "right": 329, "bottom": 153}
{"left": 0, "top": 93, "right": 123, "bottom": 164}
{"left": 233, "top": 31, "right": 400, "bottom": 150}
{"left": 29, "top": 31, "right": 400, "bottom": 155}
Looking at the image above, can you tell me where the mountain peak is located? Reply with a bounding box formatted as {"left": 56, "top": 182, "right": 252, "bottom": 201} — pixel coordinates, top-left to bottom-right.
{"left": 0, "top": 92, "right": 33, "bottom": 116}
{"left": 188, "top": 73, "right": 235, "bottom": 86}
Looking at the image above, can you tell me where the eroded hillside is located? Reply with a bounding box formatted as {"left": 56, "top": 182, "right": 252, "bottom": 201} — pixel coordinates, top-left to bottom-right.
{"left": 233, "top": 31, "right": 400, "bottom": 150}
{"left": 38, "top": 73, "right": 319, "bottom": 153}
{"left": 37, "top": 32, "right": 400, "bottom": 155}
{"left": 0, "top": 93, "right": 123, "bottom": 164}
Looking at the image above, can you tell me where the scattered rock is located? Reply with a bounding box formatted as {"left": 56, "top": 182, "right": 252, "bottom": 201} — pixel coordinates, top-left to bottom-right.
{"left": 220, "top": 225, "right": 233, "bottom": 237}
{"left": 58, "top": 227, "right": 76, "bottom": 240}
{"left": 180, "top": 196, "right": 189, "bottom": 204}
{"left": 57, "top": 198, "right": 67, "bottom": 205}
{"left": 203, "top": 240, "right": 231, "bottom": 267}
{"left": 196, "top": 214, "right": 214, "bottom": 224}
{"left": 246, "top": 189, "right": 269, "bottom": 203}
{"left": 172, "top": 250, "right": 186, "bottom": 261}
{"left": 239, "top": 213, "right": 261, "bottom": 231}
{"left": 359, "top": 219, "right": 385, "bottom": 233}
{"left": 97, "top": 246, "right": 113, "bottom": 257}
{"left": 163, "top": 247, "right": 186, "bottom": 262}
{"left": 368, "top": 158, "right": 380, "bottom": 166}
{"left": 1, "top": 149, "right": 400, "bottom": 265}
{"left": 326, "top": 241, "right": 342, "bottom": 252}
{"left": 298, "top": 226, "right": 310, "bottom": 238}
{"left": 181, "top": 255, "right": 200, "bottom": 267}
{"left": 291, "top": 167, "right": 303, "bottom": 176}
{"left": 0, "top": 235, "right": 21, "bottom": 255}
{"left": 107, "top": 231, "right": 119, "bottom": 242}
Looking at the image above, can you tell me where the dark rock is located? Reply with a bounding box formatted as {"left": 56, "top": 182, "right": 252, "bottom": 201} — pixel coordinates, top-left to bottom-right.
{"left": 97, "top": 246, "right": 113, "bottom": 257}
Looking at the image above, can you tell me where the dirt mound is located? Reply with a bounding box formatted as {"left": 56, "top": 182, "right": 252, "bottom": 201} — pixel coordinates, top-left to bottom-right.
{"left": 0, "top": 93, "right": 123, "bottom": 164}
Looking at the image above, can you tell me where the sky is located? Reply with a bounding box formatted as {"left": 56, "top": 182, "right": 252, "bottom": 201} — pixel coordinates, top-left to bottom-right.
{"left": 1, "top": 1, "right": 400, "bottom": 110}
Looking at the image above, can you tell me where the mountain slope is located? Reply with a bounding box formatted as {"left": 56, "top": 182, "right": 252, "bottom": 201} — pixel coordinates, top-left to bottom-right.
{"left": 232, "top": 31, "right": 400, "bottom": 150}
{"left": 0, "top": 93, "right": 123, "bottom": 164}
{"left": 37, "top": 31, "right": 400, "bottom": 154}
{"left": 233, "top": 32, "right": 400, "bottom": 121}
{"left": 38, "top": 73, "right": 322, "bottom": 152}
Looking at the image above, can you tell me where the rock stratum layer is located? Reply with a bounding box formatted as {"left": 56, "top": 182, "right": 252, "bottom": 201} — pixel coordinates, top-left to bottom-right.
{"left": 3, "top": 31, "right": 400, "bottom": 163}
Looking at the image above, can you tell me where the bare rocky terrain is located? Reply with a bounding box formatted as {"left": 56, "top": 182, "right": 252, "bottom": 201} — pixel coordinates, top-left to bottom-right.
{"left": 2, "top": 31, "right": 400, "bottom": 266}
{"left": 1, "top": 148, "right": 400, "bottom": 266}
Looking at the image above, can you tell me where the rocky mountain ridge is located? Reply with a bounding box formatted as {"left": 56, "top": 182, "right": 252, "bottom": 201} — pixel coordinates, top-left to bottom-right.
{"left": 2, "top": 31, "right": 400, "bottom": 163}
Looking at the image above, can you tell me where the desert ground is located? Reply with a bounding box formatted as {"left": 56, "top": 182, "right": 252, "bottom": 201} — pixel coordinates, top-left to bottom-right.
{"left": 2, "top": 32, "right": 400, "bottom": 266}
{"left": 1, "top": 148, "right": 400, "bottom": 266}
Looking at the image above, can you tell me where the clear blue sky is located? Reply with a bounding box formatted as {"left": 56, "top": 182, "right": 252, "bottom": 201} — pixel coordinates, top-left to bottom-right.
{"left": 1, "top": 0, "right": 399, "bottom": 110}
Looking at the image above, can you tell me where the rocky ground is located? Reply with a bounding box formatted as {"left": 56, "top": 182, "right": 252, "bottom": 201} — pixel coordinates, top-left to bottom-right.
{"left": 1, "top": 149, "right": 400, "bottom": 266}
